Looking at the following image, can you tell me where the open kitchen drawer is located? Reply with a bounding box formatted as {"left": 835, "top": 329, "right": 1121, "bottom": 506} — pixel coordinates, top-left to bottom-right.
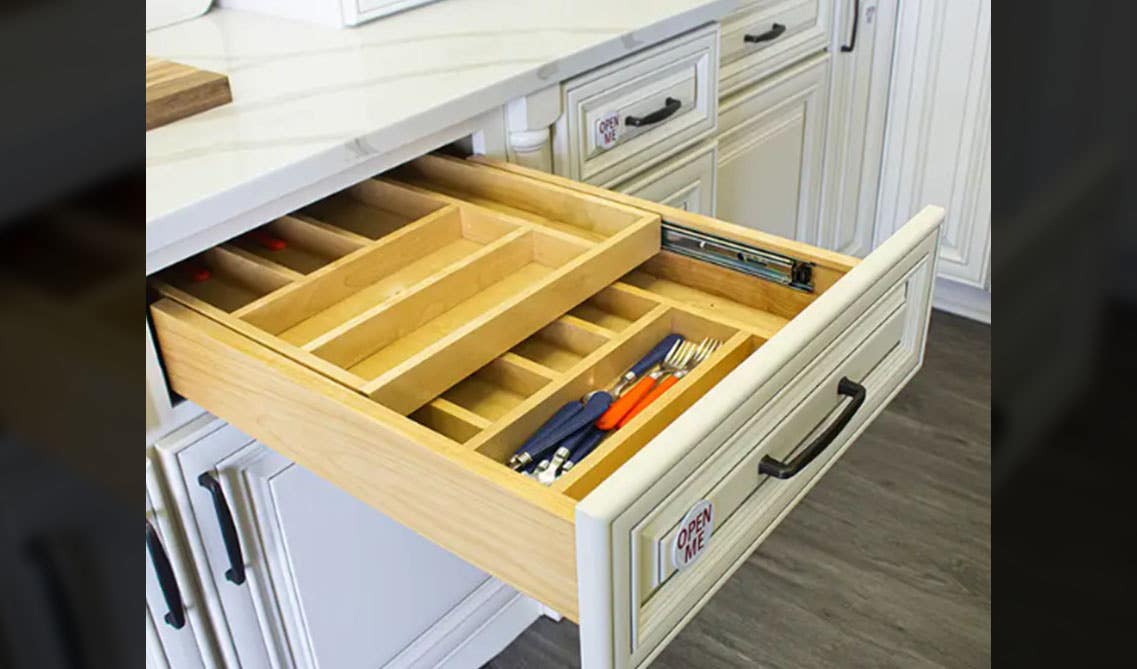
{"left": 148, "top": 154, "right": 943, "bottom": 668}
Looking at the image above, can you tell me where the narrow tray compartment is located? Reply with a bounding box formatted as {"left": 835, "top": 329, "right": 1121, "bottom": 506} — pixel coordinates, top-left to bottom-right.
{"left": 155, "top": 247, "right": 296, "bottom": 313}
{"left": 568, "top": 286, "right": 659, "bottom": 334}
{"left": 468, "top": 303, "right": 758, "bottom": 499}
{"left": 301, "top": 178, "right": 444, "bottom": 240}
{"left": 510, "top": 316, "right": 611, "bottom": 372}
{"left": 229, "top": 215, "right": 366, "bottom": 275}
{"left": 237, "top": 205, "right": 516, "bottom": 346}
{"left": 388, "top": 154, "right": 653, "bottom": 242}
{"left": 442, "top": 355, "right": 554, "bottom": 421}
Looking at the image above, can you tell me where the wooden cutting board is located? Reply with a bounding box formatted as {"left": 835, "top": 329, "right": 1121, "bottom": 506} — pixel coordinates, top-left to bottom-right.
{"left": 146, "top": 57, "right": 232, "bottom": 130}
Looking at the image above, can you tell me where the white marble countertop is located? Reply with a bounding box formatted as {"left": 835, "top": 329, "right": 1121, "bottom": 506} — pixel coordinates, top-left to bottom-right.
{"left": 145, "top": 0, "right": 733, "bottom": 272}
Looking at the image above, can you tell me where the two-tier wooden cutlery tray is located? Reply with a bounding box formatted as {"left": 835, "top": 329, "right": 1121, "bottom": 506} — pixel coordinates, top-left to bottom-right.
{"left": 149, "top": 154, "right": 943, "bottom": 664}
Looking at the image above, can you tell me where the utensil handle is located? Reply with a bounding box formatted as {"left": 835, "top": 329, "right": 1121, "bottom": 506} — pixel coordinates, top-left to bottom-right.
{"left": 565, "top": 426, "right": 608, "bottom": 467}
{"left": 527, "top": 392, "right": 613, "bottom": 463}
{"left": 597, "top": 376, "right": 654, "bottom": 430}
{"left": 513, "top": 400, "right": 582, "bottom": 460}
{"left": 629, "top": 334, "right": 683, "bottom": 378}
{"left": 617, "top": 375, "right": 679, "bottom": 428}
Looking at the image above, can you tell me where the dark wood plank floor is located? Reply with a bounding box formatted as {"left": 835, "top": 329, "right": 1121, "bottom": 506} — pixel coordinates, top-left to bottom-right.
{"left": 487, "top": 311, "right": 991, "bottom": 668}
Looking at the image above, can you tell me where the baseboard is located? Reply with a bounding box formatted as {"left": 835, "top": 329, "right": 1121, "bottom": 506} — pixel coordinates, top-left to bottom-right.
{"left": 933, "top": 277, "right": 991, "bottom": 323}
{"left": 385, "top": 579, "right": 541, "bottom": 669}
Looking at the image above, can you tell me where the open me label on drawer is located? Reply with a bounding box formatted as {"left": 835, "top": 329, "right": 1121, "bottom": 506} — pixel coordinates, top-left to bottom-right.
{"left": 595, "top": 111, "right": 620, "bottom": 150}
{"left": 672, "top": 499, "right": 714, "bottom": 570}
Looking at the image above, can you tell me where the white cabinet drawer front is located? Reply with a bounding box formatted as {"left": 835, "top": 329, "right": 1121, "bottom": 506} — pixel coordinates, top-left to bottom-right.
{"left": 576, "top": 207, "right": 941, "bottom": 669}
{"left": 615, "top": 141, "right": 717, "bottom": 217}
{"left": 720, "top": 0, "right": 830, "bottom": 98}
{"left": 635, "top": 282, "right": 906, "bottom": 600}
{"left": 555, "top": 24, "right": 718, "bottom": 187}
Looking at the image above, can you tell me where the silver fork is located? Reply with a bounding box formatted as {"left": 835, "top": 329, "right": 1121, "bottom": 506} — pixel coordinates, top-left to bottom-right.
{"left": 615, "top": 338, "right": 722, "bottom": 428}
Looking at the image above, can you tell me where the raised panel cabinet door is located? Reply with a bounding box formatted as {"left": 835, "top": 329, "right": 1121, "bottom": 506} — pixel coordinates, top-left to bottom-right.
{"left": 615, "top": 141, "right": 717, "bottom": 217}
{"left": 156, "top": 416, "right": 494, "bottom": 669}
{"left": 715, "top": 53, "right": 829, "bottom": 243}
{"left": 817, "top": 0, "right": 897, "bottom": 257}
{"left": 217, "top": 441, "right": 491, "bottom": 669}
{"left": 147, "top": 455, "right": 222, "bottom": 669}
{"left": 876, "top": 0, "right": 991, "bottom": 287}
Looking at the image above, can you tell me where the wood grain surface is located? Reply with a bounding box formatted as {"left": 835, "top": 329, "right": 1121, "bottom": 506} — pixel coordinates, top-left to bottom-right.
{"left": 146, "top": 57, "right": 231, "bottom": 130}
{"left": 488, "top": 310, "right": 991, "bottom": 668}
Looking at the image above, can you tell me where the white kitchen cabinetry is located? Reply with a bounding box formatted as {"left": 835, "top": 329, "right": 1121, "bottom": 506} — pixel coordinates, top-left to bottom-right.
{"left": 715, "top": 53, "right": 830, "bottom": 242}
{"left": 614, "top": 141, "right": 718, "bottom": 216}
{"left": 876, "top": 0, "right": 991, "bottom": 320}
{"left": 147, "top": 458, "right": 219, "bottom": 669}
{"left": 719, "top": 0, "right": 831, "bottom": 97}
{"left": 551, "top": 24, "right": 719, "bottom": 187}
{"left": 816, "top": 0, "right": 897, "bottom": 257}
{"left": 155, "top": 417, "right": 525, "bottom": 669}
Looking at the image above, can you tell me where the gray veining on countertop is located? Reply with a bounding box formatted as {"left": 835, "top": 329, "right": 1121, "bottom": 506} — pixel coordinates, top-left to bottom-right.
{"left": 145, "top": 0, "right": 734, "bottom": 270}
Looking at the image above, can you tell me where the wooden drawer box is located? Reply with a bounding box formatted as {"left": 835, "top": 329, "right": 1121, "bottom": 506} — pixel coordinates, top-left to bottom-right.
{"left": 149, "top": 155, "right": 943, "bottom": 668}
{"left": 720, "top": 0, "right": 830, "bottom": 98}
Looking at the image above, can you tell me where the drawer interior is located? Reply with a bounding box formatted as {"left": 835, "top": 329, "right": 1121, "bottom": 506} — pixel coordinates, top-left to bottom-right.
{"left": 147, "top": 154, "right": 859, "bottom": 619}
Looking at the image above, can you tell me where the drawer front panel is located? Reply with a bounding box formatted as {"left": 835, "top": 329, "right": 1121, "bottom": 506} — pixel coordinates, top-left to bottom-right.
{"left": 555, "top": 24, "right": 718, "bottom": 187}
{"left": 720, "top": 0, "right": 829, "bottom": 98}
{"left": 635, "top": 283, "right": 906, "bottom": 600}
{"left": 615, "top": 141, "right": 717, "bottom": 217}
{"left": 577, "top": 208, "right": 942, "bottom": 669}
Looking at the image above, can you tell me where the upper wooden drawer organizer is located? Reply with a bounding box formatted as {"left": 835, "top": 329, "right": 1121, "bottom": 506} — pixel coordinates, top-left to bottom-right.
{"left": 152, "top": 155, "right": 660, "bottom": 416}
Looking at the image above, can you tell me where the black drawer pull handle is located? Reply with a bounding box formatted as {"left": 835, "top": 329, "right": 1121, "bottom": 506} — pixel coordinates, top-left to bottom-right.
{"left": 759, "top": 377, "right": 866, "bottom": 479}
{"left": 197, "top": 472, "right": 247, "bottom": 585}
{"left": 841, "top": 0, "right": 860, "bottom": 52}
{"left": 146, "top": 520, "right": 187, "bottom": 629}
{"left": 744, "top": 23, "right": 786, "bottom": 44}
{"left": 625, "top": 97, "right": 682, "bottom": 127}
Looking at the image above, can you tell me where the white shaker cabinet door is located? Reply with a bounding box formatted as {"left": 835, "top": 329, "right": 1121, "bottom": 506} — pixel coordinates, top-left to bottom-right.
{"left": 715, "top": 53, "right": 829, "bottom": 243}
{"left": 157, "top": 417, "right": 492, "bottom": 669}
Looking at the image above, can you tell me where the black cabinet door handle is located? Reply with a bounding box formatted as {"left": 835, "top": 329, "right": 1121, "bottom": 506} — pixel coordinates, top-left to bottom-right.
{"left": 841, "top": 0, "right": 860, "bottom": 52}
{"left": 197, "top": 472, "right": 247, "bottom": 585}
{"left": 759, "top": 377, "right": 866, "bottom": 479}
{"left": 625, "top": 97, "right": 682, "bottom": 127}
{"left": 744, "top": 23, "right": 786, "bottom": 44}
{"left": 146, "top": 520, "right": 187, "bottom": 629}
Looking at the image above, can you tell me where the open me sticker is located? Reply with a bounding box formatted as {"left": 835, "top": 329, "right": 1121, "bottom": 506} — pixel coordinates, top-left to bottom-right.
{"left": 672, "top": 499, "right": 714, "bottom": 571}
{"left": 595, "top": 111, "right": 620, "bottom": 150}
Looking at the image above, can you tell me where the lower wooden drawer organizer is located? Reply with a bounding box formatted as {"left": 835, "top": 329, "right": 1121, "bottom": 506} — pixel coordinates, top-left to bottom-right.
{"left": 150, "top": 154, "right": 944, "bottom": 669}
